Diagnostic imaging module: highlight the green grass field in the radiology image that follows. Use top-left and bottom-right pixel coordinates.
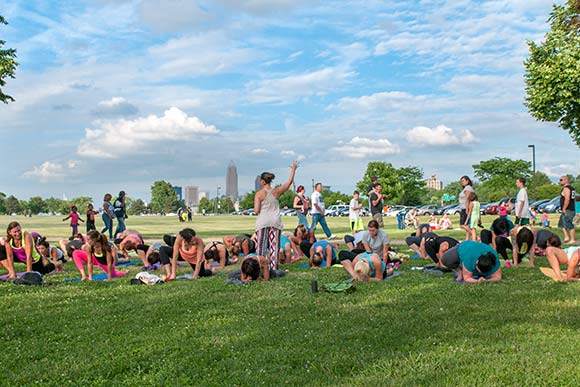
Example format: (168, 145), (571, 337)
(0, 214), (577, 386)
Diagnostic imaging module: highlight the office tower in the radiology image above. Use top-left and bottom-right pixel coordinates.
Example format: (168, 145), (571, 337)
(226, 160), (238, 202)
(172, 186), (183, 201)
(254, 175), (261, 191)
(184, 186), (199, 207)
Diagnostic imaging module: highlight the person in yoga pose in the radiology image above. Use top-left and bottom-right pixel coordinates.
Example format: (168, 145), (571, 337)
(71, 230), (128, 281)
(544, 235), (580, 281)
(0, 222), (56, 277)
(204, 241), (237, 269)
(441, 240), (502, 283)
(309, 240), (338, 268)
(342, 252), (394, 281)
(159, 228), (211, 280)
(223, 234), (256, 257)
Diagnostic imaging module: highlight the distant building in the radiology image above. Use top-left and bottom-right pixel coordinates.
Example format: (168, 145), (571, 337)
(172, 186), (183, 201)
(184, 186), (199, 207)
(425, 175), (443, 190)
(254, 175), (261, 191)
(199, 191), (208, 200)
(226, 160), (238, 202)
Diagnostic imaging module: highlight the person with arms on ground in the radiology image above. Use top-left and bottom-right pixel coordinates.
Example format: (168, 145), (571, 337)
(342, 252), (394, 282)
(441, 240), (502, 283)
(310, 182), (337, 240)
(515, 177), (530, 226)
(293, 185), (310, 228)
(159, 228), (210, 281)
(369, 183), (384, 228)
(254, 162), (298, 270)
(309, 239), (338, 268)
(0, 222), (56, 277)
(361, 220), (390, 265)
(113, 190), (127, 237)
(544, 235), (580, 281)
(558, 175), (576, 244)
(72, 230), (128, 281)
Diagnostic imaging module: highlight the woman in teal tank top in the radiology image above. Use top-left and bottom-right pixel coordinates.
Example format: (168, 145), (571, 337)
(342, 252), (393, 281)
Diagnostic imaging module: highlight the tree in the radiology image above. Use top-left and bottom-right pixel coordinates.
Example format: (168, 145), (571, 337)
(524, 0), (580, 146)
(69, 197), (93, 214)
(473, 157), (532, 199)
(322, 189), (352, 207)
(356, 162), (426, 206)
(0, 192), (5, 214)
(0, 16), (17, 103)
(150, 180), (179, 214)
(536, 184), (562, 199)
(219, 197), (235, 213)
(127, 198), (147, 215)
(198, 197), (212, 213)
(28, 196), (47, 214)
(4, 195), (20, 214)
(239, 191), (256, 210)
(45, 197), (67, 215)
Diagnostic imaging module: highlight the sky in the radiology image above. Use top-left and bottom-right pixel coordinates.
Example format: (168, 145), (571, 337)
(0, 0), (575, 202)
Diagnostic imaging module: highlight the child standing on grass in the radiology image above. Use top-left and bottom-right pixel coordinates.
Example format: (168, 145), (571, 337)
(541, 209), (551, 228)
(85, 203), (98, 232)
(465, 192), (480, 241)
(63, 205), (84, 237)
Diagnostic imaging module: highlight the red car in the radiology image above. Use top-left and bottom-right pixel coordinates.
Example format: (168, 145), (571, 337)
(484, 202), (499, 215)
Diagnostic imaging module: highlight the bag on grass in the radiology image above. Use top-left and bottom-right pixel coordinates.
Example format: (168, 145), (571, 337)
(134, 271), (164, 285)
(13, 271), (43, 286)
(323, 281), (355, 293)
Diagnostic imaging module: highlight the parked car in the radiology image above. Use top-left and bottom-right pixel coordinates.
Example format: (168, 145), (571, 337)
(538, 196), (561, 213)
(530, 199), (550, 209)
(385, 205), (408, 217)
(280, 208), (296, 216)
(479, 202), (488, 215)
(326, 204), (349, 217)
(435, 204), (456, 215)
(444, 205), (461, 215)
(483, 201), (499, 215)
(415, 205), (441, 216)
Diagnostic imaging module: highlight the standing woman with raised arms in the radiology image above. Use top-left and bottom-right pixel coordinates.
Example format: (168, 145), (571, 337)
(254, 161), (299, 270)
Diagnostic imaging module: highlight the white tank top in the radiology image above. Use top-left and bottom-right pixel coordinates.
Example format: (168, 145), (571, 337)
(255, 189), (283, 231)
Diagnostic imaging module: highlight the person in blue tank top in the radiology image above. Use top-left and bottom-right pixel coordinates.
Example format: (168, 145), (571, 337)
(342, 252), (393, 281)
(309, 240), (338, 268)
(441, 240), (502, 283)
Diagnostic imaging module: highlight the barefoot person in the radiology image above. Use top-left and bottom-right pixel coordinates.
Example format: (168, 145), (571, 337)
(0, 222), (56, 277)
(544, 235), (580, 281)
(254, 161), (298, 270)
(441, 240), (502, 283)
(459, 175), (475, 240)
(558, 175), (576, 244)
(159, 228), (210, 280)
(71, 230), (128, 281)
(342, 252), (393, 282)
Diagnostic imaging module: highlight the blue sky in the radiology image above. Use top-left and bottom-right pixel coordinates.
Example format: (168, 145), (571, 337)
(0, 0), (575, 202)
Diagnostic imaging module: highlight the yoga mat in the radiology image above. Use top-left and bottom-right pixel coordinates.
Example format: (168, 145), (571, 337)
(64, 273), (109, 282)
(0, 272), (26, 280)
(116, 259), (142, 267)
(384, 271), (401, 280)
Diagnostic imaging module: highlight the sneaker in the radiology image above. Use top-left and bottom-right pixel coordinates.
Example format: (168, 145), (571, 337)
(328, 234), (338, 240)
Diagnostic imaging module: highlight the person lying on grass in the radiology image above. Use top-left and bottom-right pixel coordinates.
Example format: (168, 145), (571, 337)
(71, 230), (128, 281)
(0, 222), (57, 278)
(544, 235), (580, 281)
(441, 240), (502, 283)
(342, 252), (394, 281)
(290, 224), (315, 258)
(204, 241), (238, 269)
(159, 228), (211, 281)
(309, 240), (339, 268)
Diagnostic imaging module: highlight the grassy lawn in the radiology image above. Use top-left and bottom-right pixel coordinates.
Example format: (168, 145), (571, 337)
(0, 214), (577, 386)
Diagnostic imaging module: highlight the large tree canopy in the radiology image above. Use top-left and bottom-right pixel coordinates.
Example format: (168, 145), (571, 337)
(357, 162), (426, 206)
(0, 16), (17, 103)
(150, 180), (179, 214)
(524, 0), (580, 145)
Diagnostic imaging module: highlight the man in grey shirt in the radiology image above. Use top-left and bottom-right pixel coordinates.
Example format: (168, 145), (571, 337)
(361, 219), (390, 264)
(515, 177), (530, 225)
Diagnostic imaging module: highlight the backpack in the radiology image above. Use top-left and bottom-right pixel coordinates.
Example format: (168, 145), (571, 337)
(13, 271), (43, 286)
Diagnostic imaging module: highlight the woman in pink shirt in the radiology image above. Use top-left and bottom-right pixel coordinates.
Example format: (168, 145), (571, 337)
(63, 205), (84, 237)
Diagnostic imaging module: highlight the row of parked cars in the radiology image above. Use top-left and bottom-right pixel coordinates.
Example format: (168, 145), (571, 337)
(232, 196), (563, 217)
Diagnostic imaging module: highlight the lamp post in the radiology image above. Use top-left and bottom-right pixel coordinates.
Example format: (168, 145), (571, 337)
(216, 186), (221, 215)
(528, 144), (536, 200)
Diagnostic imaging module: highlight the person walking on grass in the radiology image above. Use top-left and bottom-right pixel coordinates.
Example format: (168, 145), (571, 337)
(101, 193), (115, 239)
(293, 185), (310, 229)
(558, 175), (576, 244)
(63, 205), (84, 238)
(458, 175), (475, 240)
(254, 161), (298, 270)
(464, 192), (480, 241)
(349, 190), (363, 233)
(310, 182), (337, 240)
(113, 190), (127, 237)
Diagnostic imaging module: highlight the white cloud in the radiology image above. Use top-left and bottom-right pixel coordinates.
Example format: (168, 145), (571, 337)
(24, 160), (81, 182)
(93, 97), (139, 117)
(406, 125), (478, 146)
(332, 136), (400, 159)
(248, 67), (356, 104)
(77, 107), (219, 159)
(281, 150), (305, 161)
(139, 0), (208, 32)
(543, 164), (577, 179)
(330, 91), (426, 112)
(251, 148), (269, 155)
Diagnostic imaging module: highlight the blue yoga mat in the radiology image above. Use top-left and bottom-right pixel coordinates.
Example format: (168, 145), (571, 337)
(64, 273), (109, 282)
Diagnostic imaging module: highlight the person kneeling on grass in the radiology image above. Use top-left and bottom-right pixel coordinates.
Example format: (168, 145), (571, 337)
(204, 241), (238, 269)
(37, 238), (65, 272)
(544, 235), (580, 281)
(509, 226), (535, 267)
(72, 230), (128, 281)
(309, 240), (339, 268)
(159, 228), (211, 281)
(0, 222), (57, 278)
(422, 236), (459, 267)
(342, 252), (394, 281)
(441, 240), (502, 283)
(227, 255), (287, 282)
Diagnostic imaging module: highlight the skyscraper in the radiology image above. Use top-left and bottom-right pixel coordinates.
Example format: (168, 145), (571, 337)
(184, 186), (199, 207)
(254, 175), (261, 191)
(172, 186), (183, 201)
(226, 160), (238, 202)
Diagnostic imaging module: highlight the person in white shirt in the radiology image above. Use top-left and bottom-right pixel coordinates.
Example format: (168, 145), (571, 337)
(310, 182), (336, 239)
(349, 191), (363, 233)
(515, 177), (530, 226)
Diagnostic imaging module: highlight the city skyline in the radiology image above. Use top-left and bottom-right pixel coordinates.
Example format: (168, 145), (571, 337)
(225, 160), (238, 202)
(0, 1), (575, 202)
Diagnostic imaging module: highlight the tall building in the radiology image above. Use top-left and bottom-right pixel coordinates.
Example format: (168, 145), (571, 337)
(254, 175), (261, 191)
(226, 160), (238, 202)
(425, 175), (443, 190)
(199, 191), (208, 200)
(172, 186), (182, 201)
(184, 186), (199, 207)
